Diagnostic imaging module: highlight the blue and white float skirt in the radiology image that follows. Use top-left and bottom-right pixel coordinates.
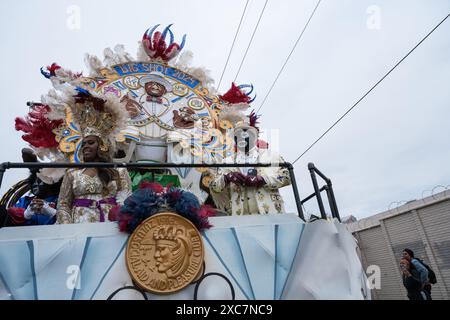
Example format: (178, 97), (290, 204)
(0, 214), (370, 300)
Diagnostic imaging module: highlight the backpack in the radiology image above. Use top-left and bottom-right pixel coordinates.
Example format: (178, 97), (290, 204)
(416, 258), (437, 284)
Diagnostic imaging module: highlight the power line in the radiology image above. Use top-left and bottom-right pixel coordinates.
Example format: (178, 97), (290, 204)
(233, 0), (269, 83)
(257, 0), (322, 114)
(217, 0), (250, 91)
(292, 13), (450, 165)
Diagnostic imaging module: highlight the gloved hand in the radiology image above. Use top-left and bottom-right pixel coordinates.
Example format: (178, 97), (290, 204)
(224, 172), (246, 185)
(24, 205), (36, 220)
(30, 198), (44, 213)
(24, 198), (43, 219)
(23, 207), (34, 220)
(42, 201), (57, 217)
(244, 175), (266, 187)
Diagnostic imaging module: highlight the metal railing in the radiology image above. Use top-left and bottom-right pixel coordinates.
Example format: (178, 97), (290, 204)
(0, 161), (305, 221)
(301, 163), (341, 222)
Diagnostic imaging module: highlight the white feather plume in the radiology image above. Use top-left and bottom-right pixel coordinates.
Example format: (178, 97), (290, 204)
(102, 92), (129, 136)
(113, 44), (134, 64)
(37, 167), (67, 185)
(41, 89), (70, 120)
(172, 50), (215, 92)
(172, 50), (194, 69)
(84, 53), (104, 77)
(136, 41), (151, 62)
(191, 67), (215, 90)
(53, 67), (79, 83)
(218, 103), (249, 125)
(103, 47), (119, 67)
(32, 147), (65, 162)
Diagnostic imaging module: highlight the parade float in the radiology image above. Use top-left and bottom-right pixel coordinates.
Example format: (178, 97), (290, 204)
(0, 24), (370, 300)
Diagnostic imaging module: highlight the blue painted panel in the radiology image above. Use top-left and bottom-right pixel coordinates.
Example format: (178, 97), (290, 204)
(203, 228), (254, 299)
(275, 223), (304, 299)
(234, 225), (275, 299)
(73, 235), (127, 300)
(33, 238), (87, 299)
(0, 241), (36, 300)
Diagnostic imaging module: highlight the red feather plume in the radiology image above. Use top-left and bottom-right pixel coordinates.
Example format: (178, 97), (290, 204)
(47, 63), (61, 76)
(142, 25), (186, 62)
(15, 104), (63, 148)
(249, 110), (260, 130)
(139, 181), (165, 193)
(197, 204), (216, 229)
(220, 83), (251, 104)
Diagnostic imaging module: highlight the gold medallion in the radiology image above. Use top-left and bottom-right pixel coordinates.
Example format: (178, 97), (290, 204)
(126, 212), (205, 294)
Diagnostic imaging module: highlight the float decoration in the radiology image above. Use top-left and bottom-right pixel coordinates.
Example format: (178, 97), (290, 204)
(20, 24), (259, 166)
(112, 182), (215, 233)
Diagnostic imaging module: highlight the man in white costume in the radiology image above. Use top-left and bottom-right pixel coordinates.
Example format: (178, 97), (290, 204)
(209, 115), (291, 215)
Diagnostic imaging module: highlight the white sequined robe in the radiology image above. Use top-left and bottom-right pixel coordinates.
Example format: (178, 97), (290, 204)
(209, 149), (291, 215)
(56, 168), (131, 224)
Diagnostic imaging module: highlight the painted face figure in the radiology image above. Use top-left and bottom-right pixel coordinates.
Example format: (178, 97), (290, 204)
(152, 227), (192, 278)
(30, 179), (45, 196)
(154, 242), (175, 273)
(81, 135), (99, 162)
(234, 127), (257, 154)
(145, 81), (167, 97)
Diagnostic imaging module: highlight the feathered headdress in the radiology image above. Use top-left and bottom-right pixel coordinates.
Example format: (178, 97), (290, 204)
(218, 83), (258, 130)
(233, 109), (261, 134)
(52, 86), (128, 161)
(72, 87), (117, 139)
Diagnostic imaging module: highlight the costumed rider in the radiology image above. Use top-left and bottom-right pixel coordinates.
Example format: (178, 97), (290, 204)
(209, 84), (291, 215)
(56, 88), (132, 224)
(9, 102), (67, 225)
(7, 149), (62, 226)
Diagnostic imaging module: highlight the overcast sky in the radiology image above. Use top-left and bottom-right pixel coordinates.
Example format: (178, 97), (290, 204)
(0, 0), (449, 219)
